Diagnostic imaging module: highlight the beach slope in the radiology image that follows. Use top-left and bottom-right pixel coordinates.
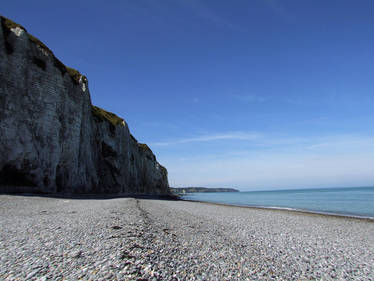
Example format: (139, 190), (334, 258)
(1, 195), (373, 280)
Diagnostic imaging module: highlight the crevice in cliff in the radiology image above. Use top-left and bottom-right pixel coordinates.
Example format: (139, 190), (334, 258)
(32, 56), (46, 71)
(102, 141), (117, 158)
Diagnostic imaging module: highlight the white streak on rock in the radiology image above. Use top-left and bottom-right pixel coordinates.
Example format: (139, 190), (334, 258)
(10, 26), (24, 36)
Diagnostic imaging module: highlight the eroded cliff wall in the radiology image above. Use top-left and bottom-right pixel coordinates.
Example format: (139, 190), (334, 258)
(0, 16), (169, 194)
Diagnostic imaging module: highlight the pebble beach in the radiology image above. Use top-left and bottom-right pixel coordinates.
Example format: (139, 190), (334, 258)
(1, 195), (374, 280)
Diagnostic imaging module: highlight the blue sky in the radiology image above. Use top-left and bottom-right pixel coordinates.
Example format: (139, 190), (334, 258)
(2, 0), (374, 190)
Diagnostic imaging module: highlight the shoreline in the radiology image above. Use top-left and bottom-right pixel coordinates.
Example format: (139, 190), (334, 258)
(1, 194), (374, 280)
(3, 189), (373, 222)
(181, 198), (374, 222)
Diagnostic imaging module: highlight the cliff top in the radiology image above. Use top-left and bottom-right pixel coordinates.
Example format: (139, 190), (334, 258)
(1, 15), (86, 85)
(1, 15), (128, 129)
(92, 106), (125, 127)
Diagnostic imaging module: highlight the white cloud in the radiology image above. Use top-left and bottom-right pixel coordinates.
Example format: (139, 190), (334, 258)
(305, 136), (374, 151)
(156, 134), (374, 189)
(166, 151), (374, 190)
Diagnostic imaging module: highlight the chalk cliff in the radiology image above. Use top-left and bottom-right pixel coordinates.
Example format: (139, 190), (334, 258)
(0, 16), (169, 194)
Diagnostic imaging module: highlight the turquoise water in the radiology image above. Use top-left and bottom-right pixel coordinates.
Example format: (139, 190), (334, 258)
(181, 186), (374, 219)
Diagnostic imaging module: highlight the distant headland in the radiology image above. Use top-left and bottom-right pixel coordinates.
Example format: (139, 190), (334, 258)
(170, 187), (239, 194)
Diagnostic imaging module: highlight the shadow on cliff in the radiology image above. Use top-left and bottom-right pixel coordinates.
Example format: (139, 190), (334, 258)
(0, 189), (181, 201)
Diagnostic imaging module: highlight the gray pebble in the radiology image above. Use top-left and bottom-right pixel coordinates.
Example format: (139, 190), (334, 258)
(1, 195), (374, 280)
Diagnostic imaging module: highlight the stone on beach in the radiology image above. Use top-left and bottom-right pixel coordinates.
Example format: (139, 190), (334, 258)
(1, 195), (374, 280)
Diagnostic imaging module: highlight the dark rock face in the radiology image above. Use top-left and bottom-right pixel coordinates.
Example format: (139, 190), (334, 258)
(0, 16), (169, 194)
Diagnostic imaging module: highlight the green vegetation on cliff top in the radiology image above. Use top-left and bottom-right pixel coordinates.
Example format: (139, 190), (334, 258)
(66, 67), (86, 85)
(138, 143), (151, 152)
(0, 16), (24, 32)
(91, 106), (125, 127)
(1, 15), (86, 85)
(137, 143), (154, 160)
(1, 16), (52, 55)
(27, 33), (52, 54)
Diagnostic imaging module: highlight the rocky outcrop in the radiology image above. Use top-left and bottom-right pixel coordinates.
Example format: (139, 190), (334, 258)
(0, 16), (169, 194)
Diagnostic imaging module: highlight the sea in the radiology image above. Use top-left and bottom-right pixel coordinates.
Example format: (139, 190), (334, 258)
(180, 186), (374, 219)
